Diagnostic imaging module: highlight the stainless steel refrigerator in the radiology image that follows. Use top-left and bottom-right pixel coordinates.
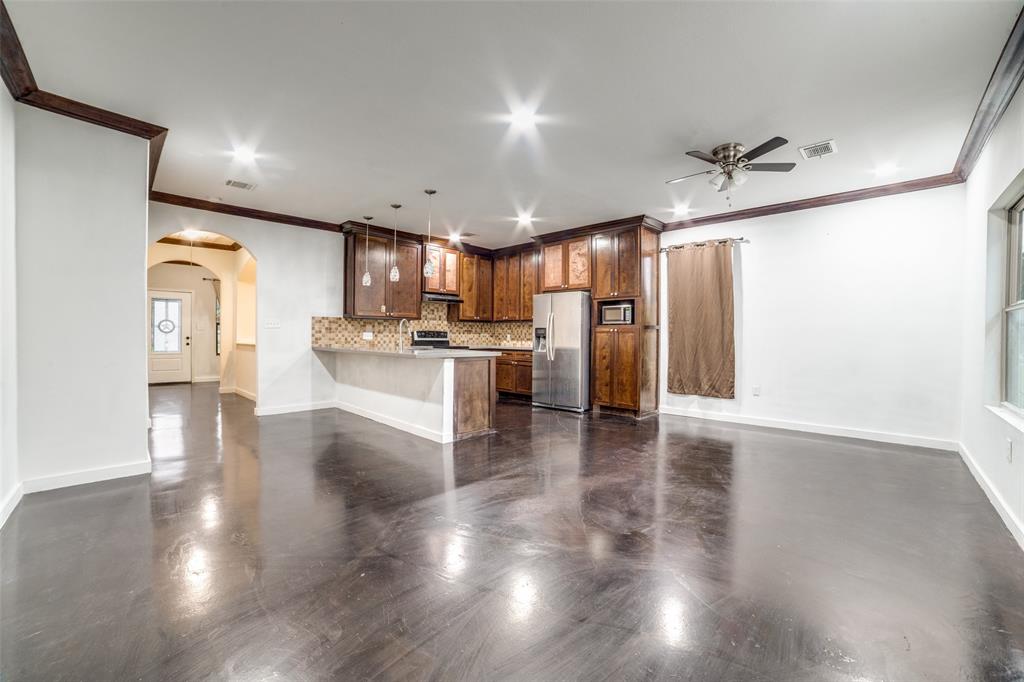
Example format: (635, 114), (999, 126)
(532, 291), (591, 412)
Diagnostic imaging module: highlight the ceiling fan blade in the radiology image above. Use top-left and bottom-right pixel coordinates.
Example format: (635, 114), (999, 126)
(742, 136), (788, 161)
(746, 162), (796, 172)
(665, 169), (714, 185)
(686, 150), (719, 165)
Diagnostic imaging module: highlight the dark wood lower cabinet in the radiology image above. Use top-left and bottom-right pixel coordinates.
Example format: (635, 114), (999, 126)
(496, 352), (532, 396)
(593, 327), (640, 410)
(453, 358), (496, 439)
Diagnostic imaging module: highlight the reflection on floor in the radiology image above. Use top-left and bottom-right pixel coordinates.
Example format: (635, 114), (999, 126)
(2, 382), (1023, 680)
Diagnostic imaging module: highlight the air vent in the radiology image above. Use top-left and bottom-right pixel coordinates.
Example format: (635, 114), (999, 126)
(225, 179), (256, 190)
(799, 139), (838, 160)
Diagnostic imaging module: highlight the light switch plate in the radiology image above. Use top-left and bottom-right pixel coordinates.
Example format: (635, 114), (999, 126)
(752, 385), (761, 397)
(264, 319), (281, 329)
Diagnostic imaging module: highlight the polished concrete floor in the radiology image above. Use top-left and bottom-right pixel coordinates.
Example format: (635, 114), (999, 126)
(2, 383), (1024, 680)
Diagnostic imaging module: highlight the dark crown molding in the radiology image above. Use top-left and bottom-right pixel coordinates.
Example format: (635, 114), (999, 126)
(3, 0), (1023, 238)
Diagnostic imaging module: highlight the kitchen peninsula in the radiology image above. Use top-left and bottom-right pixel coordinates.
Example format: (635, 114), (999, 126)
(314, 345), (500, 443)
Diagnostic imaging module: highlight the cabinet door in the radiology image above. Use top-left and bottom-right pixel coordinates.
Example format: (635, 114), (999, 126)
(521, 249), (536, 321)
(477, 258), (493, 320)
(423, 244), (443, 292)
(615, 229), (640, 297)
(566, 237), (591, 289)
(506, 253), (521, 321)
(493, 256), (508, 320)
(352, 235), (389, 317)
(458, 254), (477, 320)
(542, 243), (564, 291)
(386, 241), (422, 319)
(496, 360), (515, 392)
(612, 328), (639, 409)
(514, 362), (532, 394)
(442, 249), (460, 293)
(592, 328), (615, 405)
(591, 232), (616, 298)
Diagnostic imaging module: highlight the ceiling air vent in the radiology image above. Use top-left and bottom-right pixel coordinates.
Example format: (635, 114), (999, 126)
(462, 232), (478, 238)
(798, 139), (838, 160)
(225, 179), (256, 190)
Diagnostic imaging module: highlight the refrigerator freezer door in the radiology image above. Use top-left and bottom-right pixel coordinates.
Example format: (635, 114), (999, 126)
(532, 293), (552, 406)
(551, 291), (588, 410)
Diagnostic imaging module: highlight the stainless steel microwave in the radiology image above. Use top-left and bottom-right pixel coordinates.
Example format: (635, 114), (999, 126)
(601, 303), (633, 325)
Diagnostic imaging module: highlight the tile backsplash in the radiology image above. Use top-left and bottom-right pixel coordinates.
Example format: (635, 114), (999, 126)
(312, 302), (532, 349)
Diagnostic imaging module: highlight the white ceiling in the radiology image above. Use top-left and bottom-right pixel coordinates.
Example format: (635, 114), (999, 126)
(8, 1), (1021, 248)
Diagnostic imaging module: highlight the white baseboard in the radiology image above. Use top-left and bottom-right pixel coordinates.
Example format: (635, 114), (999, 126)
(21, 458), (152, 494)
(234, 386), (257, 401)
(254, 400), (336, 417)
(658, 406), (958, 451)
(218, 385), (235, 394)
(334, 399), (451, 443)
(192, 376), (220, 383)
(0, 483), (23, 530)
(958, 442), (1024, 552)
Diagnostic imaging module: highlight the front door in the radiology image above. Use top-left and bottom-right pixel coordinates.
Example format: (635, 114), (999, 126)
(148, 289), (192, 383)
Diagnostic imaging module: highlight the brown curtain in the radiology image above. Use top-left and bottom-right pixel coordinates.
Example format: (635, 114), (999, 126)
(667, 241), (735, 398)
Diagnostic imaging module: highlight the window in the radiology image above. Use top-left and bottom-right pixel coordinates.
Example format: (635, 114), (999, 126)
(151, 298), (182, 353)
(1005, 200), (1024, 410)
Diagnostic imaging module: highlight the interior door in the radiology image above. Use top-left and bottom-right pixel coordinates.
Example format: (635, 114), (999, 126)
(148, 289), (192, 383)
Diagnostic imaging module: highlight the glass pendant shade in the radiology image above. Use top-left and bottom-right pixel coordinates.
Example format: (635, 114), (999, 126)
(361, 216), (373, 287)
(422, 189), (437, 278)
(389, 203), (401, 282)
(709, 173), (725, 190)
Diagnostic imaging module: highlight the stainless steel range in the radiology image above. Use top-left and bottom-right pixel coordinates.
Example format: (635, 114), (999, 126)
(410, 330), (469, 350)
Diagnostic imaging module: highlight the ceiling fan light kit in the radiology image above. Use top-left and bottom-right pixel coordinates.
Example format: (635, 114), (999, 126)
(666, 136), (797, 199)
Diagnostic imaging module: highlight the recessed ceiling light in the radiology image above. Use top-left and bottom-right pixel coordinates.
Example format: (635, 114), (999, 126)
(449, 233), (461, 243)
(233, 146), (257, 164)
(872, 162), (900, 178)
(182, 229), (202, 240)
(673, 205), (692, 218)
(517, 212), (533, 225)
(508, 108), (539, 131)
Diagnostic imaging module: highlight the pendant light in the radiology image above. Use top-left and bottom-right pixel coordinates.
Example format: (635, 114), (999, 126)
(422, 189), (437, 278)
(361, 215), (373, 287)
(389, 203), (402, 282)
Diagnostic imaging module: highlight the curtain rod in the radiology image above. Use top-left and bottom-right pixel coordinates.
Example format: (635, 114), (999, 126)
(659, 237), (748, 252)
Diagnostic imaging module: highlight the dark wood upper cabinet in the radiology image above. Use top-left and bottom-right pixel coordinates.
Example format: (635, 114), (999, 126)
(592, 326), (639, 410)
(423, 243), (461, 294)
(592, 228), (640, 299)
(492, 248), (535, 321)
(521, 248), (537, 321)
(344, 230), (422, 319)
(541, 236), (591, 291)
(450, 253), (493, 322)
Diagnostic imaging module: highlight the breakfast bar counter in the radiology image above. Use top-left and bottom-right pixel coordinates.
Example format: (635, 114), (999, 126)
(314, 345), (499, 443)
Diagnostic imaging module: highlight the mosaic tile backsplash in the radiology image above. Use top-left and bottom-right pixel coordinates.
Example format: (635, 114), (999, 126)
(312, 302), (533, 349)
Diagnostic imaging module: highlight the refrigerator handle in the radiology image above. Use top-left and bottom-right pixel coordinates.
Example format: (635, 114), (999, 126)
(547, 310), (555, 362)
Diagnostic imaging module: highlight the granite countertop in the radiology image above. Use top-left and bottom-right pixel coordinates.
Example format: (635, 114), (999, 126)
(313, 346), (501, 359)
(469, 345), (534, 352)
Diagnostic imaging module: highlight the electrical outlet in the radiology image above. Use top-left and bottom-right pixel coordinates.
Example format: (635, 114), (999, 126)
(752, 385), (761, 397)
(263, 319), (281, 329)
(362, 330), (373, 341)
(1008, 438), (1014, 464)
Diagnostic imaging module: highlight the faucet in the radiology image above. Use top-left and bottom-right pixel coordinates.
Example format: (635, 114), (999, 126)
(398, 318), (408, 353)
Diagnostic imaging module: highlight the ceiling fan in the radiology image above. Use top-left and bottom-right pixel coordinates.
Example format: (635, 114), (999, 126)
(666, 136), (796, 192)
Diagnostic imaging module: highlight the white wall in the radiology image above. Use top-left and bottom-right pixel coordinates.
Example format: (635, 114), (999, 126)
(0, 91), (20, 526)
(147, 262), (221, 381)
(148, 203), (343, 415)
(660, 184), (966, 450)
(959, 83), (1024, 548)
(16, 106), (151, 491)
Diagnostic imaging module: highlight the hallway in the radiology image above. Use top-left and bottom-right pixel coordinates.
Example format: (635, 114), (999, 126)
(2, 383), (1023, 680)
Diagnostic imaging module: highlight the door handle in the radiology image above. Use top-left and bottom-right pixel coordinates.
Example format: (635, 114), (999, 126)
(547, 311), (555, 362)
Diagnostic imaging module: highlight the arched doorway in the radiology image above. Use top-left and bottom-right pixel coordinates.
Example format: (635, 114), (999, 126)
(146, 229), (258, 404)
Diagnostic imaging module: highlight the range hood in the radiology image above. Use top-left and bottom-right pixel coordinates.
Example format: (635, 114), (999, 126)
(423, 292), (464, 304)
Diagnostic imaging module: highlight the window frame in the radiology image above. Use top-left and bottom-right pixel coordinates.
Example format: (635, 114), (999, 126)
(1002, 196), (1024, 415)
